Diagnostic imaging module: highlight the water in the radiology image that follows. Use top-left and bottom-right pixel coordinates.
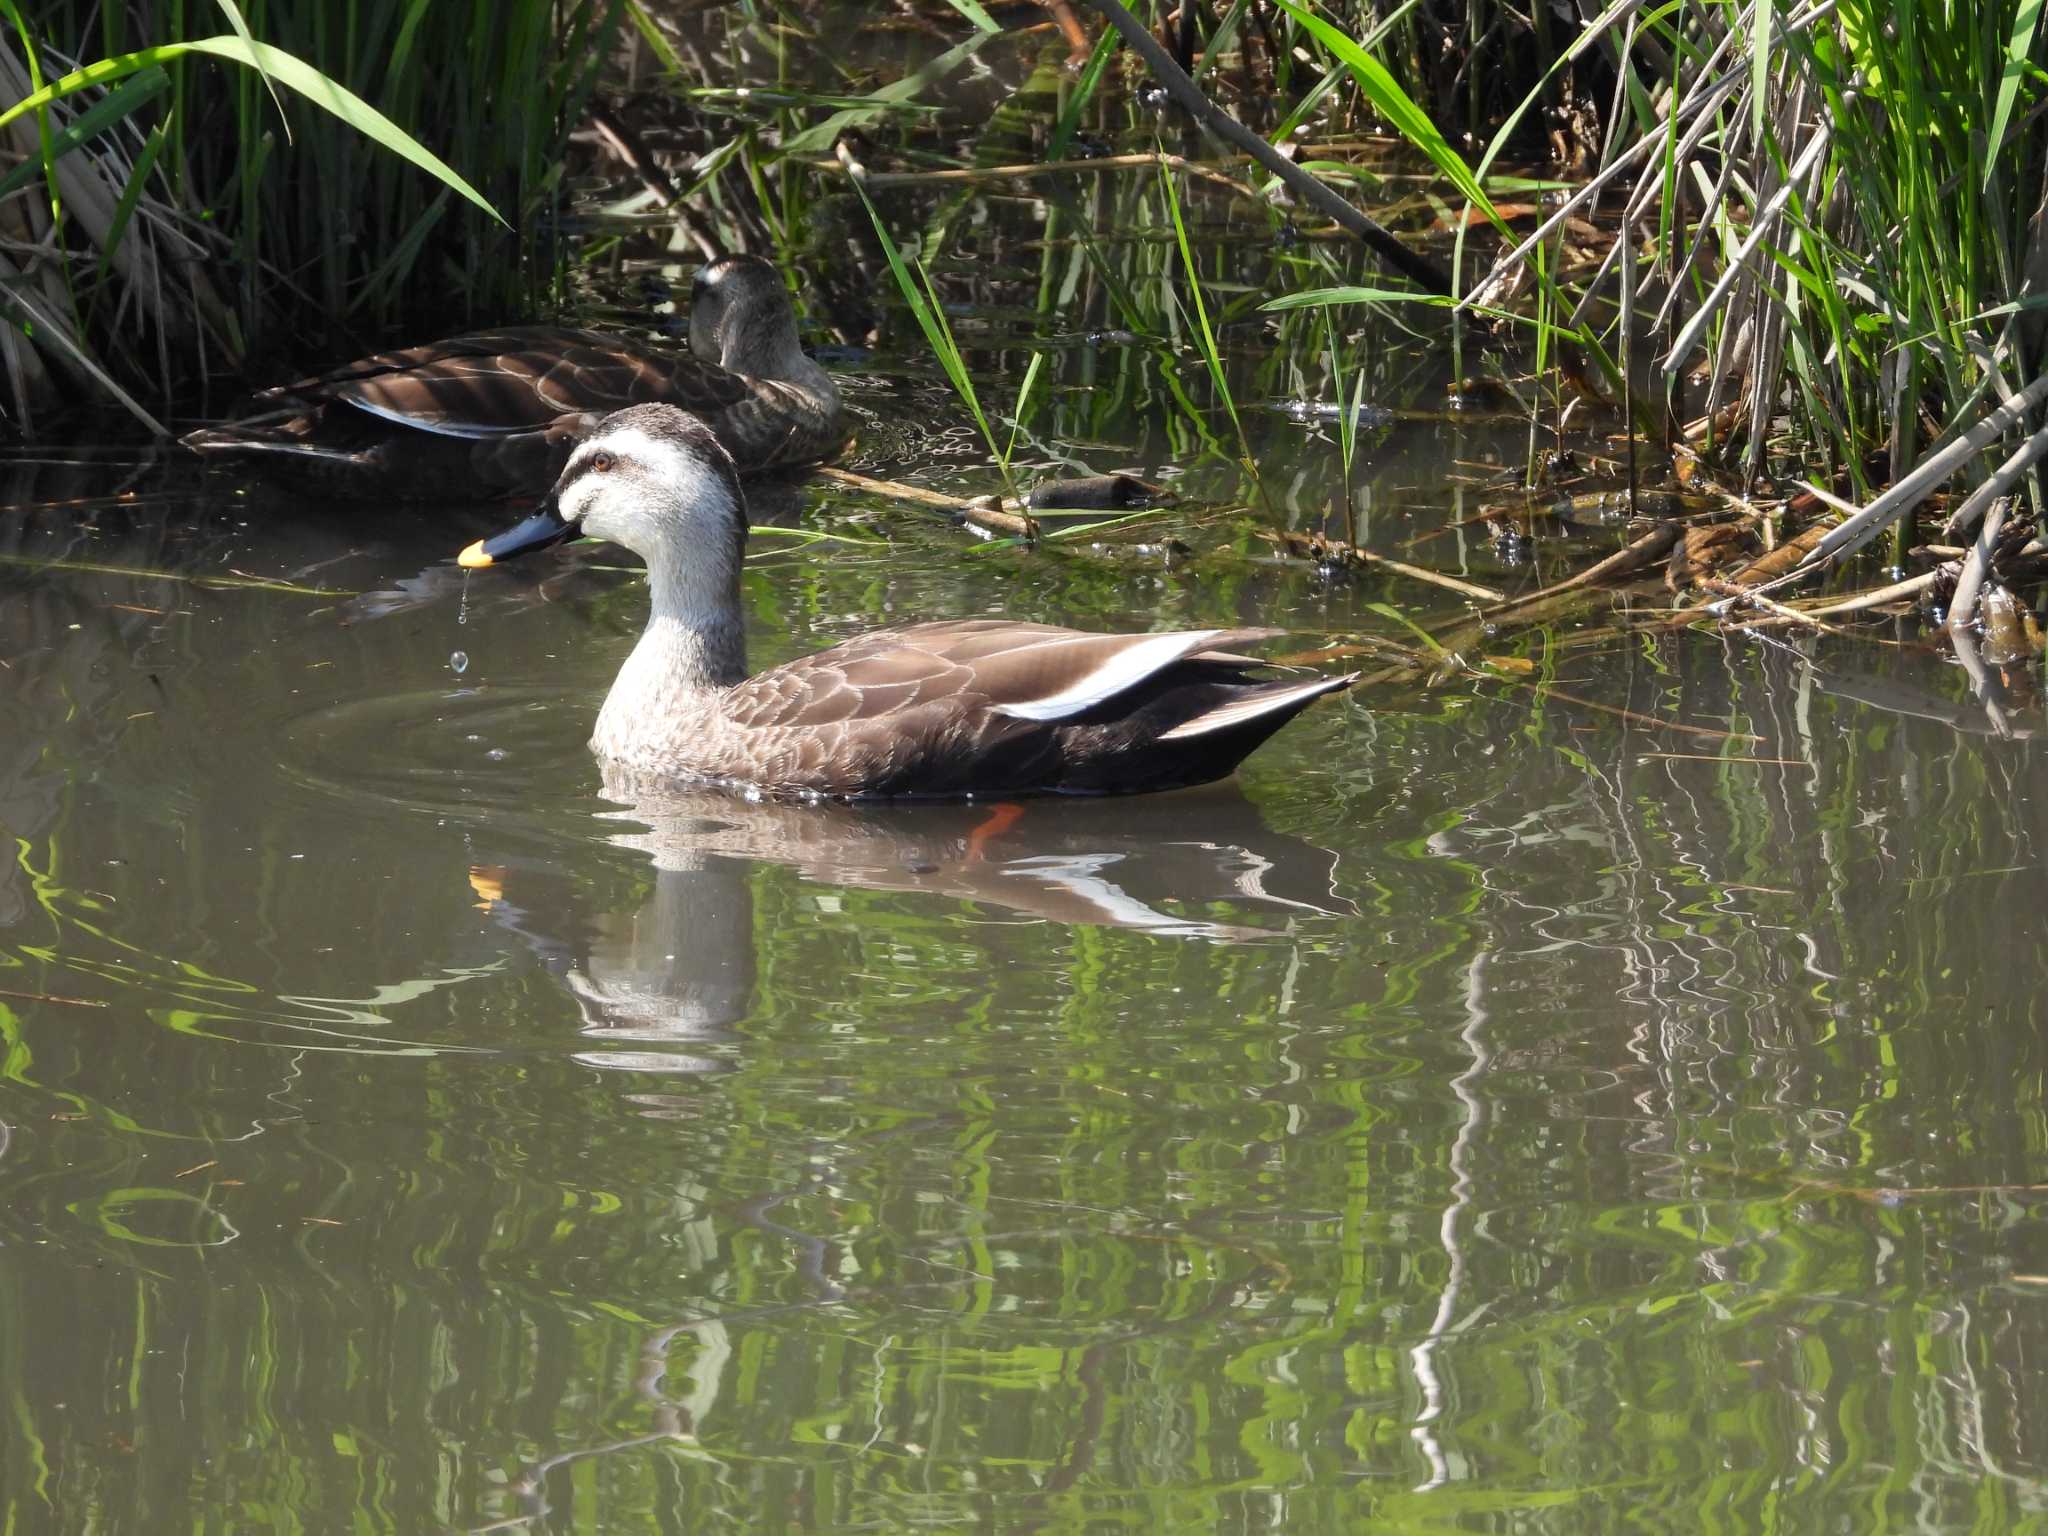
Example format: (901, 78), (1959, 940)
(3, 400), (2044, 1531)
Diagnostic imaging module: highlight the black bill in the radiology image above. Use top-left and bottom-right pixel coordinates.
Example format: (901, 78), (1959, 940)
(457, 503), (578, 568)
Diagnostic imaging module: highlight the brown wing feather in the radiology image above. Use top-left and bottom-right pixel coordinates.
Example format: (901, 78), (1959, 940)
(718, 622), (1286, 732)
(265, 327), (749, 436)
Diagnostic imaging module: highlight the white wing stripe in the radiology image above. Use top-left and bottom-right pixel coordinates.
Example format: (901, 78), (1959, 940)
(340, 395), (517, 439)
(1156, 675), (1346, 740)
(993, 630), (1224, 722)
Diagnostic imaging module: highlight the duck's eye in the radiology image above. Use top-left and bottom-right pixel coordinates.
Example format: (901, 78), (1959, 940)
(590, 451), (615, 474)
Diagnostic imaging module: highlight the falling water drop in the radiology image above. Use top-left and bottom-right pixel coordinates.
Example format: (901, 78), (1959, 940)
(450, 650), (469, 675)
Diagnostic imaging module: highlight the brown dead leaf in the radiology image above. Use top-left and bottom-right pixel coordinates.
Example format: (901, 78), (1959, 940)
(1729, 523), (1828, 586)
(1667, 522), (1760, 591)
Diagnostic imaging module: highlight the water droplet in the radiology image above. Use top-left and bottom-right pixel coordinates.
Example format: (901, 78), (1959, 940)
(449, 651), (469, 674)
(485, 748), (508, 762)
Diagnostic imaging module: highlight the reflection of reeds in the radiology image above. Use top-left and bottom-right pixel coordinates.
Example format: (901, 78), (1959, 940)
(851, 175), (1015, 487)
(1159, 160), (1254, 488)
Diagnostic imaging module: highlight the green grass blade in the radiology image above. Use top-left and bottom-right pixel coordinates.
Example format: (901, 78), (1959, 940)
(851, 178), (1001, 466)
(92, 116), (170, 290)
(783, 30), (995, 153)
(0, 36), (503, 225)
(1269, 0), (1419, 143)
(1366, 601), (1445, 654)
(1986, 0), (2045, 187)
(1271, 0), (1504, 235)
(1004, 349), (1047, 468)
(937, 0), (1001, 34)
(212, 0), (288, 140)
(1048, 26), (1117, 160)
(1750, 0), (1774, 141)
(621, 0), (691, 77)
(0, 66), (166, 204)
(0, 1), (63, 231)
(1159, 162), (1247, 456)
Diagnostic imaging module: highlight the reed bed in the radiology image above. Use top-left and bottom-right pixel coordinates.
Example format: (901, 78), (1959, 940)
(0, 0), (618, 431)
(11, 0), (2048, 659)
(611, 2), (2045, 628)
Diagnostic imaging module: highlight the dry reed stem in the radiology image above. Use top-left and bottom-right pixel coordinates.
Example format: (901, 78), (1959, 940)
(1475, 523), (1683, 622)
(1260, 528), (1505, 602)
(815, 466), (1037, 538)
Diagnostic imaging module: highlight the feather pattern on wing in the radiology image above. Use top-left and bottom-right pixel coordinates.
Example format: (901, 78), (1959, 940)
(182, 257), (844, 497)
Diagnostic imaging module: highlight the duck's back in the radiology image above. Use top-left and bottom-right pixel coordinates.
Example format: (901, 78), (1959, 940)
(186, 326), (842, 496)
(288, 327), (747, 436)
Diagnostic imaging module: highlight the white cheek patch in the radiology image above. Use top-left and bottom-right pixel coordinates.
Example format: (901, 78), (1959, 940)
(558, 474), (599, 525)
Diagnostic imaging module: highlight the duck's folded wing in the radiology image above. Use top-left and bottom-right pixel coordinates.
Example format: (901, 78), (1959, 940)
(717, 621), (1288, 730)
(262, 329), (750, 439)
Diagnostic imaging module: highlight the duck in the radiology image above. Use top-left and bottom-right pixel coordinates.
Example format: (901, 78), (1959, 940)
(455, 404), (1356, 799)
(182, 254), (845, 498)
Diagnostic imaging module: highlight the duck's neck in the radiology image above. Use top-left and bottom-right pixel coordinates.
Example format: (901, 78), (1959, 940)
(758, 339), (835, 402)
(591, 560), (747, 762)
(724, 320), (833, 401)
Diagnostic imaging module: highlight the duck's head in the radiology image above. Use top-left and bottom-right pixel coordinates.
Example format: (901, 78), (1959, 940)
(688, 253), (806, 374)
(458, 406), (747, 596)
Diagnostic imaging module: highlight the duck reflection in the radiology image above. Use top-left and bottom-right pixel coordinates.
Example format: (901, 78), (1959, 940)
(471, 779), (1351, 1078)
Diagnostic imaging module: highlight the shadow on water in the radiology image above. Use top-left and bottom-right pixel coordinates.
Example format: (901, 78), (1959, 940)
(467, 783), (1352, 1080)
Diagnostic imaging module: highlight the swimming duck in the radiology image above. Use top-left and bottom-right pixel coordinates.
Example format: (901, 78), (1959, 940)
(456, 404), (1356, 799)
(182, 255), (844, 498)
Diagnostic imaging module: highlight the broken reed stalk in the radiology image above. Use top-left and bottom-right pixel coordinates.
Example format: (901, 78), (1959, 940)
(816, 466), (1038, 539)
(1078, 0), (1453, 294)
(1260, 530), (1505, 602)
(1946, 497), (2010, 634)
(1475, 523), (1683, 622)
(1802, 571), (1943, 617)
(1700, 579), (1869, 641)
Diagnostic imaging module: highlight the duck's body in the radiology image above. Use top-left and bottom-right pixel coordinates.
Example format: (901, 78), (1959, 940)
(459, 405), (1354, 800)
(183, 256), (844, 498)
(591, 616), (1349, 798)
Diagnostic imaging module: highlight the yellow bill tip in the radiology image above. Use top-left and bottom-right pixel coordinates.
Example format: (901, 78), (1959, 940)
(457, 540), (493, 569)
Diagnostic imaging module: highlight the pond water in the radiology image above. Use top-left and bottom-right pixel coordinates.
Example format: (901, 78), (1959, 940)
(6, 18), (2048, 1532)
(4, 368), (2045, 1531)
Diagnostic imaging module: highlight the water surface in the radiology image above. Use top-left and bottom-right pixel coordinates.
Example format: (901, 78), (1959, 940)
(2, 400), (2043, 1533)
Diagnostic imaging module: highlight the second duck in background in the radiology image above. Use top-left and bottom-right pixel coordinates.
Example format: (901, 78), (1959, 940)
(182, 254), (845, 499)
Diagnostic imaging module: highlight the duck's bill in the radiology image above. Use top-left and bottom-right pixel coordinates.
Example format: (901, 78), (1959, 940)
(457, 504), (578, 569)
